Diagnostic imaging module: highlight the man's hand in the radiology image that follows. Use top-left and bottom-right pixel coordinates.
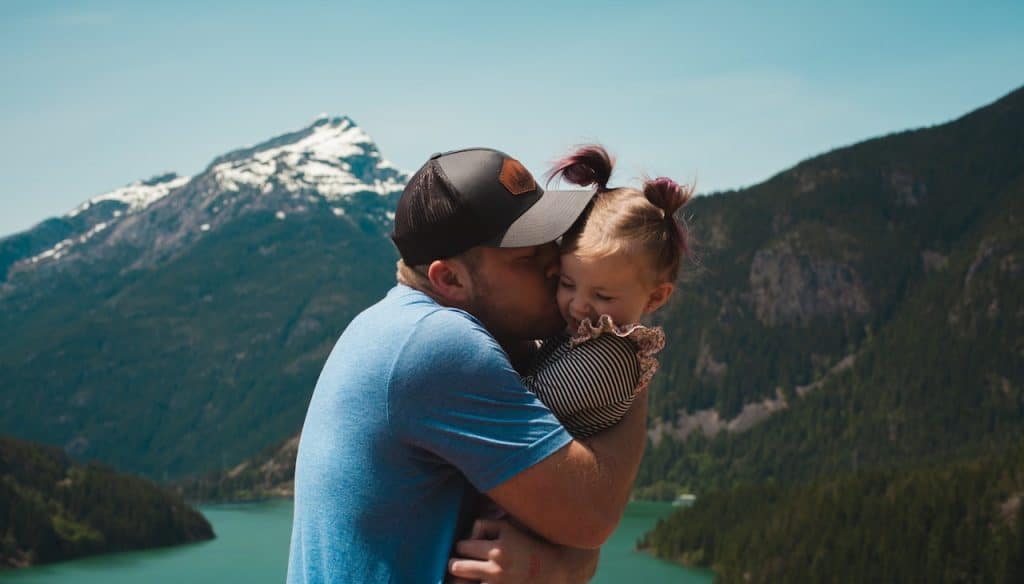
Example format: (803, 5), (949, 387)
(448, 519), (599, 584)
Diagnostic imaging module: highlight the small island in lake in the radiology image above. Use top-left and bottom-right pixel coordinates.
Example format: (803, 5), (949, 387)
(0, 435), (214, 569)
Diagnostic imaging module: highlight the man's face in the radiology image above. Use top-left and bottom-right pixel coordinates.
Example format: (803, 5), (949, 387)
(462, 243), (565, 343)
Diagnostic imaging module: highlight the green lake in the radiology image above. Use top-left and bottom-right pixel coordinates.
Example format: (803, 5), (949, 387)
(0, 500), (712, 583)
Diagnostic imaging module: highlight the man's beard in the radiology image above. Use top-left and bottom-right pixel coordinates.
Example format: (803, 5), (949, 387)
(466, 277), (565, 343)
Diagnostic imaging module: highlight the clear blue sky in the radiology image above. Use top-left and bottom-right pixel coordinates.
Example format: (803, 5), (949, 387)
(2, 0), (1022, 236)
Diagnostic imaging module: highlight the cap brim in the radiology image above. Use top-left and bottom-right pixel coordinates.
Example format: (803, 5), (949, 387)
(497, 188), (595, 248)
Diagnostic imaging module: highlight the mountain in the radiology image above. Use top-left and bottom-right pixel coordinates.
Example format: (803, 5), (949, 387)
(2, 87), (1022, 491)
(631, 87), (1023, 581)
(2, 114), (403, 288)
(0, 435), (213, 569)
(0, 116), (406, 477)
(169, 86), (1024, 505)
(636, 84), (1024, 491)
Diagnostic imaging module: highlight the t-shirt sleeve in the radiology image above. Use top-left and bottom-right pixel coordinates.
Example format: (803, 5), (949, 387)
(387, 310), (573, 492)
(526, 334), (640, 437)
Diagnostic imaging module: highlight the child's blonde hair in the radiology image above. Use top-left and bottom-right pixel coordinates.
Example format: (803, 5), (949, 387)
(548, 145), (694, 283)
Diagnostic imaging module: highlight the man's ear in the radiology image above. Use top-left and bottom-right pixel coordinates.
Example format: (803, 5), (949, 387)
(427, 259), (473, 305)
(643, 282), (675, 314)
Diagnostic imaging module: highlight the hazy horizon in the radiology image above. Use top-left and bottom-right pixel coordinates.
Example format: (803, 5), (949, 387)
(2, 0), (1023, 237)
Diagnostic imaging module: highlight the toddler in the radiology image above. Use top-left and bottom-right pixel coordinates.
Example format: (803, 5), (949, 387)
(522, 145), (693, 437)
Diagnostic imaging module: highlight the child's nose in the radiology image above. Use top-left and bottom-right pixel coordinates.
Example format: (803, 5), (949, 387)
(570, 297), (590, 316)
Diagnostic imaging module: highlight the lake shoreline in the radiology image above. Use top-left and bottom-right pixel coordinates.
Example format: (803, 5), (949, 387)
(1, 501), (712, 583)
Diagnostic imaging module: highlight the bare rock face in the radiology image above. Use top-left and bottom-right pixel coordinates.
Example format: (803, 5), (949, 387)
(649, 349), (859, 446)
(749, 234), (870, 326)
(796, 354), (857, 397)
(704, 214), (731, 250)
(921, 250), (949, 273)
(949, 238), (1021, 336)
(186, 433), (300, 500)
(787, 165), (845, 194)
(694, 337), (728, 382)
(889, 169), (929, 207)
(647, 390), (789, 446)
(1000, 493), (1022, 528)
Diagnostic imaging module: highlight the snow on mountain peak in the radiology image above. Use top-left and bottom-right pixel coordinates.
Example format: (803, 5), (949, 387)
(67, 173), (191, 218)
(209, 115), (406, 199)
(14, 116), (407, 272)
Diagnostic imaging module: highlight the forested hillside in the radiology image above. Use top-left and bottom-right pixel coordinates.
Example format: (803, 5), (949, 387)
(640, 445), (1024, 583)
(0, 436), (213, 569)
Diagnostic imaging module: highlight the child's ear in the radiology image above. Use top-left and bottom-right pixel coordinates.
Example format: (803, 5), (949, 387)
(644, 282), (675, 314)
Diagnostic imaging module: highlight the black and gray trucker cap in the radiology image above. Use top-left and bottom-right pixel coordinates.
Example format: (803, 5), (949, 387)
(391, 148), (595, 265)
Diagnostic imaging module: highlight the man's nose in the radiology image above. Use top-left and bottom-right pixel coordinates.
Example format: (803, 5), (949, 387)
(544, 262), (559, 280)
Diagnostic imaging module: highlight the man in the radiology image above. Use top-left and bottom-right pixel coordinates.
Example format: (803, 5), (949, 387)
(287, 148), (649, 583)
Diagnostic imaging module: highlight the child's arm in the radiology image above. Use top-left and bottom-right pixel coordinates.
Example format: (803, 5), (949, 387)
(526, 332), (643, 437)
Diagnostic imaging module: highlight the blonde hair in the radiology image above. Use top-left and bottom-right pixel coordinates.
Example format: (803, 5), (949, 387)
(396, 259), (433, 291)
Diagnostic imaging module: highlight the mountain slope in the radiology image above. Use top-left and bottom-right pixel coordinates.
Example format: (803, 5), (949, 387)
(649, 83), (1023, 420)
(0, 117), (405, 477)
(638, 85), (1024, 490)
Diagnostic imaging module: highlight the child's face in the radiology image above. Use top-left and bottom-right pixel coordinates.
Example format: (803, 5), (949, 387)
(556, 251), (673, 334)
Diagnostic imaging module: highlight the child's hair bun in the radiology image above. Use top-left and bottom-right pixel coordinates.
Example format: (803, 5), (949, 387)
(643, 177), (692, 218)
(644, 177), (693, 254)
(546, 145), (614, 191)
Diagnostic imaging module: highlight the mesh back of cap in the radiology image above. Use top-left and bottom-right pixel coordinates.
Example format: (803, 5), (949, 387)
(392, 161), (474, 264)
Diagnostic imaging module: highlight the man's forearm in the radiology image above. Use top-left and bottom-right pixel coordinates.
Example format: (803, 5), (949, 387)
(551, 546), (600, 583)
(508, 517), (601, 582)
(576, 392), (649, 522)
(486, 392), (649, 548)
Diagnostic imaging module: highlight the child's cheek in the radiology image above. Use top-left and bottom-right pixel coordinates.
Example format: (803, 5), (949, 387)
(555, 287), (570, 314)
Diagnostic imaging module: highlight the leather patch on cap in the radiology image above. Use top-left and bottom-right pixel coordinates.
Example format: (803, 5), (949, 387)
(499, 158), (537, 196)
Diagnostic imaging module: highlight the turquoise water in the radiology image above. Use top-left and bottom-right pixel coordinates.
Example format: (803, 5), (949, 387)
(0, 500), (712, 583)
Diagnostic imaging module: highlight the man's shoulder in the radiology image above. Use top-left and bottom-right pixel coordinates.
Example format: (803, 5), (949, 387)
(377, 297), (510, 386)
(380, 286), (495, 345)
(402, 310), (506, 367)
(362, 286), (476, 331)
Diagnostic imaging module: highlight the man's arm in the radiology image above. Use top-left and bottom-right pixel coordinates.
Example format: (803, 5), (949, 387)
(448, 518), (600, 584)
(485, 391), (648, 549)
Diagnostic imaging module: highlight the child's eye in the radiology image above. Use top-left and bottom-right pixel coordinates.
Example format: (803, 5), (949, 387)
(559, 280), (575, 289)
(596, 293), (614, 302)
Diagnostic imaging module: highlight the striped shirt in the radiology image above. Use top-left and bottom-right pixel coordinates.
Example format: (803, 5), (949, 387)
(522, 333), (642, 438)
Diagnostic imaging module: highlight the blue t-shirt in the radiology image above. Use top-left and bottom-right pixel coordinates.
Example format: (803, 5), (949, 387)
(287, 285), (573, 583)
